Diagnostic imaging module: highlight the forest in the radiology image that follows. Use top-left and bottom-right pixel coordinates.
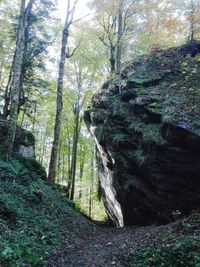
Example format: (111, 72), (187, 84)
(0, 0), (200, 266)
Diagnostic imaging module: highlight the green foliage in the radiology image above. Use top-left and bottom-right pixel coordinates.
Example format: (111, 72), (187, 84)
(129, 121), (166, 145)
(131, 149), (146, 166)
(119, 237), (200, 267)
(112, 133), (129, 146)
(0, 156), (90, 266)
(118, 212), (200, 267)
(15, 154), (47, 180)
(127, 76), (161, 85)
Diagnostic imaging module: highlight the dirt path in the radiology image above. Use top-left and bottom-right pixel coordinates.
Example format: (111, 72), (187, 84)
(47, 223), (173, 267)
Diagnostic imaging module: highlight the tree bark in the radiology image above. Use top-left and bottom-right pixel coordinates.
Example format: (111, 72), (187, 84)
(116, 1), (123, 73)
(3, 0), (35, 120)
(69, 106), (80, 200)
(48, 0), (71, 185)
(189, 0), (195, 42)
(6, 0), (26, 160)
(109, 44), (116, 73)
(89, 146), (94, 218)
(78, 144), (86, 200)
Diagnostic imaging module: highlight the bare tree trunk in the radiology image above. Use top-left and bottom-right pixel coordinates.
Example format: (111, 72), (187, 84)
(109, 44), (116, 74)
(116, 1), (123, 73)
(3, 57), (14, 118)
(3, 0), (34, 120)
(6, 0), (26, 160)
(32, 101), (37, 132)
(67, 139), (71, 187)
(62, 154), (65, 184)
(48, 0), (77, 184)
(70, 108), (80, 200)
(188, 0), (195, 42)
(89, 147), (94, 218)
(78, 145), (86, 200)
(57, 141), (62, 183)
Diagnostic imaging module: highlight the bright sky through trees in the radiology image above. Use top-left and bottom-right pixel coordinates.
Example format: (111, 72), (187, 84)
(57, 0), (90, 21)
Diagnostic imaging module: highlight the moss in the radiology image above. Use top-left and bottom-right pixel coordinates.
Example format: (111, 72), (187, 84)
(129, 121), (166, 145)
(127, 76), (161, 85)
(0, 118), (35, 148)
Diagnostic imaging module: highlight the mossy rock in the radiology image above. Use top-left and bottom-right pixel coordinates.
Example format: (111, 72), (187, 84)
(0, 118), (35, 148)
(127, 76), (161, 86)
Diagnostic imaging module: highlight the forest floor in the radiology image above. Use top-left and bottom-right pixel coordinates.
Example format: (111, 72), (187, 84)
(47, 222), (173, 267)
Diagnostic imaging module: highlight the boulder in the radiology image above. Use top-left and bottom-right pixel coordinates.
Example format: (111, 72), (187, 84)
(84, 42), (200, 227)
(0, 118), (35, 158)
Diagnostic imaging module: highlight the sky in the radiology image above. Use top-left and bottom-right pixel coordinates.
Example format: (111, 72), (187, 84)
(57, 0), (90, 21)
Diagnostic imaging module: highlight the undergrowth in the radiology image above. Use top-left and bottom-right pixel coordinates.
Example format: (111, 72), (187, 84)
(0, 155), (89, 266)
(117, 212), (200, 267)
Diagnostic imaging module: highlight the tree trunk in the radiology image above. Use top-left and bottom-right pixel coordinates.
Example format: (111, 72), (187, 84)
(48, 1), (71, 185)
(189, 0), (195, 42)
(3, 0), (34, 120)
(109, 44), (116, 74)
(116, 1), (123, 73)
(6, 0), (26, 160)
(89, 147), (94, 218)
(78, 144), (86, 200)
(57, 141), (62, 183)
(3, 57), (14, 118)
(67, 139), (71, 188)
(70, 108), (80, 200)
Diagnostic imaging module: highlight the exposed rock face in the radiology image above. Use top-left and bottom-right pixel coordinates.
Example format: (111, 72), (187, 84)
(84, 42), (200, 227)
(0, 118), (35, 158)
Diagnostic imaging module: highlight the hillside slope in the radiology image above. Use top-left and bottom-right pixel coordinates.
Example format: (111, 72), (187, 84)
(0, 120), (90, 266)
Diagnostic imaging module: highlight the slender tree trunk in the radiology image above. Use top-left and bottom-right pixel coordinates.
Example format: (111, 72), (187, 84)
(3, 58), (14, 118)
(89, 147), (94, 218)
(109, 44), (116, 73)
(70, 109), (80, 200)
(6, 0), (26, 160)
(78, 157), (85, 199)
(116, 1), (123, 73)
(3, 0), (34, 120)
(48, 0), (72, 184)
(78, 145), (86, 200)
(67, 139), (71, 187)
(57, 141), (62, 183)
(189, 0), (195, 42)
(62, 154), (65, 184)
(32, 101), (37, 132)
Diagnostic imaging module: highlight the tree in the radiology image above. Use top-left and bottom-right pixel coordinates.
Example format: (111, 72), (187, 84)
(68, 63), (85, 200)
(6, 0), (34, 160)
(187, 0), (200, 42)
(3, 0), (56, 118)
(48, 0), (79, 185)
(90, 0), (138, 74)
(116, 1), (123, 73)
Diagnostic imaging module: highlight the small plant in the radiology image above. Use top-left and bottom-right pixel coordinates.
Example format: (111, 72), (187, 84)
(132, 149), (146, 166)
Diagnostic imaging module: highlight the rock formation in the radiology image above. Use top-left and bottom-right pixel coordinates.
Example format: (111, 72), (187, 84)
(84, 42), (200, 227)
(0, 118), (35, 158)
